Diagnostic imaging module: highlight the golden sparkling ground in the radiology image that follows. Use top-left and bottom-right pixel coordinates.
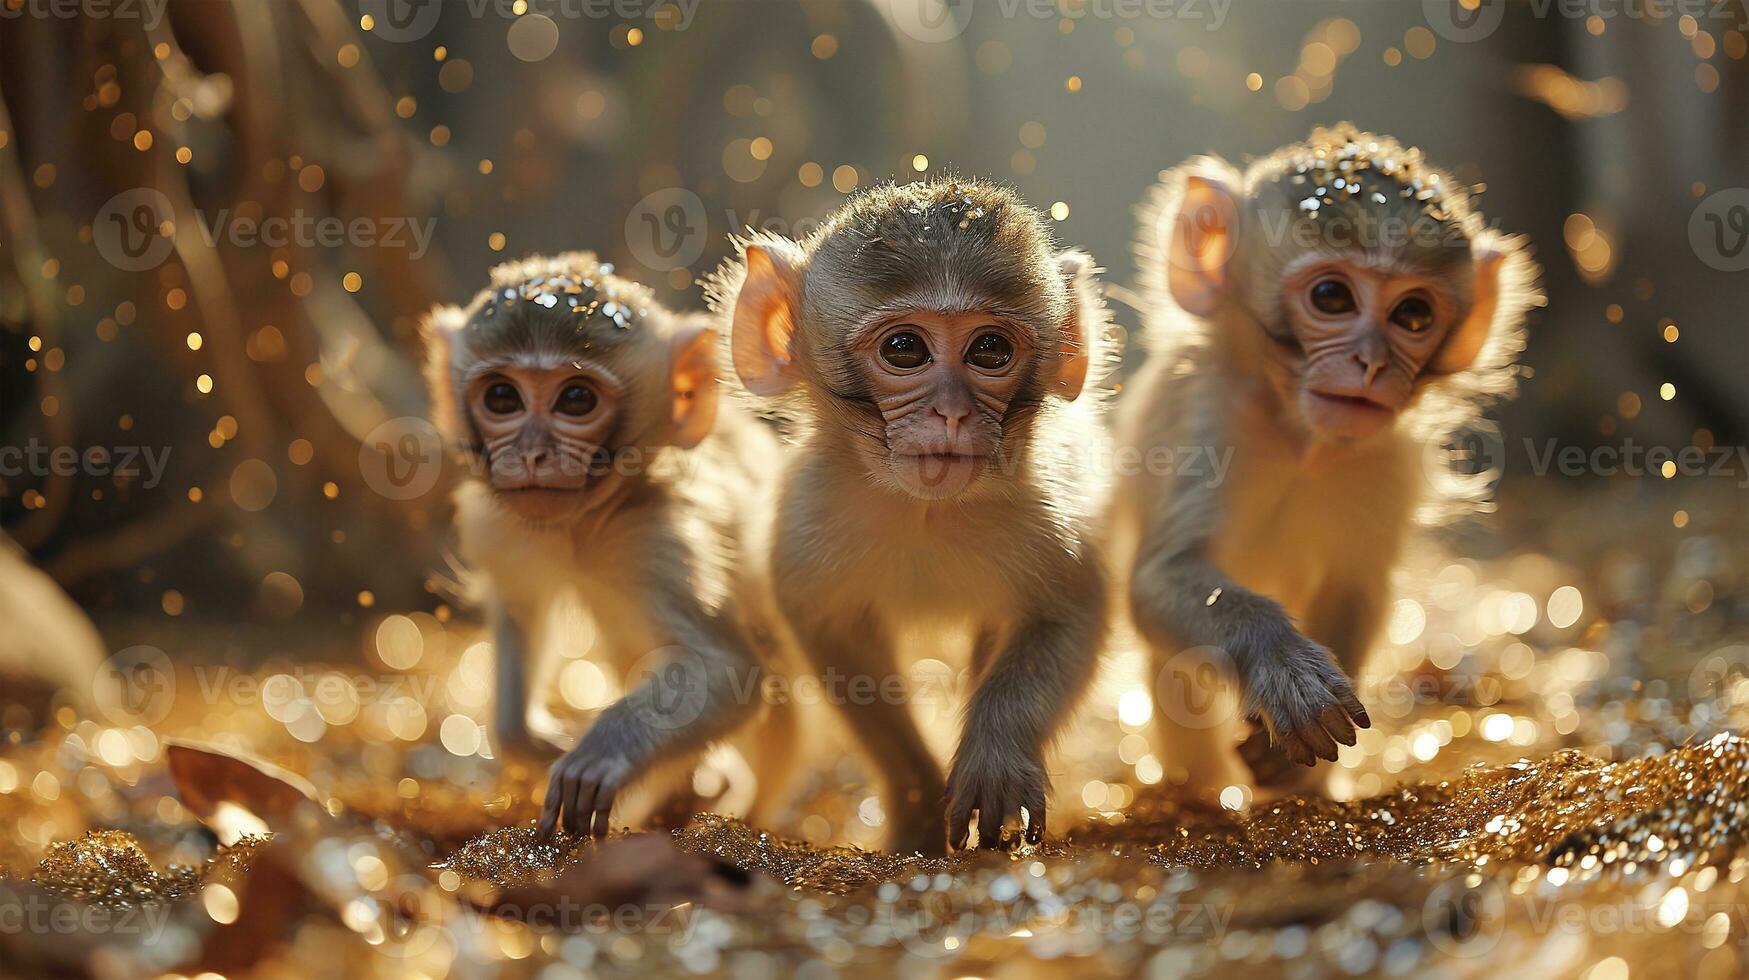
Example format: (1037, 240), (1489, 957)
(2, 494), (1747, 976)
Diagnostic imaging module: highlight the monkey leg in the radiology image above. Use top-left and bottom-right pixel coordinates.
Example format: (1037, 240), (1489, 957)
(735, 693), (804, 830)
(1145, 639), (1251, 803)
(947, 609), (1101, 850)
(790, 611), (945, 855)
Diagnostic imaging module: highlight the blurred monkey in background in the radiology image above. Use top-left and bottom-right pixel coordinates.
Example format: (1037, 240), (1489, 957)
(425, 253), (803, 838)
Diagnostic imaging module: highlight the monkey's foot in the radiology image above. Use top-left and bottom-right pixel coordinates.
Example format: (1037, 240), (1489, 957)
(1247, 637), (1371, 767)
(539, 746), (635, 840)
(945, 752), (1047, 851)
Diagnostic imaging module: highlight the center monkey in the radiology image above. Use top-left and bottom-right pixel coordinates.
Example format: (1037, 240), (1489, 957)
(710, 178), (1113, 853)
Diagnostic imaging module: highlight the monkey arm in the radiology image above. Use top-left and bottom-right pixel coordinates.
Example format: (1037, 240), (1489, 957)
(1130, 534), (1370, 767)
(539, 589), (763, 839)
(946, 569), (1104, 850)
(490, 601), (538, 754)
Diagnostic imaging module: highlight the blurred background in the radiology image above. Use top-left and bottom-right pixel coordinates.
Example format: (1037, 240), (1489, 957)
(0, 5), (1746, 974)
(1, 0), (1744, 644)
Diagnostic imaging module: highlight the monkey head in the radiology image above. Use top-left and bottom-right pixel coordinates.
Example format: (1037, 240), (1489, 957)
(714, 179), (1104, 500)
(423, 253), (720, 525)
(1162, 123), (1540, 443)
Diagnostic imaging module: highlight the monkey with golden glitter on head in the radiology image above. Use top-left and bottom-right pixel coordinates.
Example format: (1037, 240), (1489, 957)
(1111, 124), (1544, 798)
(423, 252), (808, 839)
(708, 178), (1119, 854)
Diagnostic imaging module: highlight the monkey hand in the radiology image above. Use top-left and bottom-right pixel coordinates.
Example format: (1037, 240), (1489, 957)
(945, 745), (1048, 851)
(1244, 635), (1370, 767)
(538, 739), (637, 840)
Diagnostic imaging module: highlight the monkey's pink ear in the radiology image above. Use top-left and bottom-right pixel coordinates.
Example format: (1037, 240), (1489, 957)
(1167, 175), (1238, 317)
(668, 318), (721, 450)
(730, 243), (804, 396)
(1431, 249), (1505, 374)
(1054, 250), (1101, 402)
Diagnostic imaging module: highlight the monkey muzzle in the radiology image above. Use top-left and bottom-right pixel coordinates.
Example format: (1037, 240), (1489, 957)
(1303, 387), (1396, 441)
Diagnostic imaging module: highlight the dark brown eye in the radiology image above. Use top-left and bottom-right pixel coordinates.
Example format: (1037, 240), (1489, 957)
(483, 381), (522, 415)
(880, 331), (930, 370)
(1390, 295), (1435, 333)
(1309, 279), (1356, 315)
(966, 332), (1014, 371)
(554, 383), (598, 417)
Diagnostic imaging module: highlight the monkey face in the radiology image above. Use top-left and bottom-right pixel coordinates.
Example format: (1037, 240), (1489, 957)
(466, 362), (620, 524)
(1270, 258), (1463, 442)
(852, 310), (1037, 500)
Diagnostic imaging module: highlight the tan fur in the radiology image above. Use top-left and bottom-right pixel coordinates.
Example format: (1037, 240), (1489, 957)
(1115, 127), (1543, 798)
(713, 179), (1118, 853)
(428, 253), (810, 835)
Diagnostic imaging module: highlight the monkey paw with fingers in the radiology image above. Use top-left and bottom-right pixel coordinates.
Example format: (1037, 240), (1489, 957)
(538, 744), (635, 840)
(1246, 636), (1370, 768)
(945, 750), (1048, 851)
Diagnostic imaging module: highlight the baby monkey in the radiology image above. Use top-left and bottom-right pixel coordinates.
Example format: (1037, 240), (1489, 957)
(425, 253), (798, 837)
(711, 179), (1113, 853)
(1113, 124), (1541, 794)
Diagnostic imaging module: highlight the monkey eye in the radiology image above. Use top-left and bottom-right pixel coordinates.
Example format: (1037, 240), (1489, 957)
(1390, 295), (1435, 333)
(483, 381), (523, 415)
(966, 332), (1014, 371)
(554, 383), (599, 418)
(880, 331), (931, 370)
(1308, 279), (1356, 315)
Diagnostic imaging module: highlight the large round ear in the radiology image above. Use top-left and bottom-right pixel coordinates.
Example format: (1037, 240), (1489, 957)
(1167, 174), (1239, 317)
(1430, 250), (1503, 374)
(727, 239), (806, 396)
(1053, 249), (1104, 402)
(667, 315), (721, 450)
